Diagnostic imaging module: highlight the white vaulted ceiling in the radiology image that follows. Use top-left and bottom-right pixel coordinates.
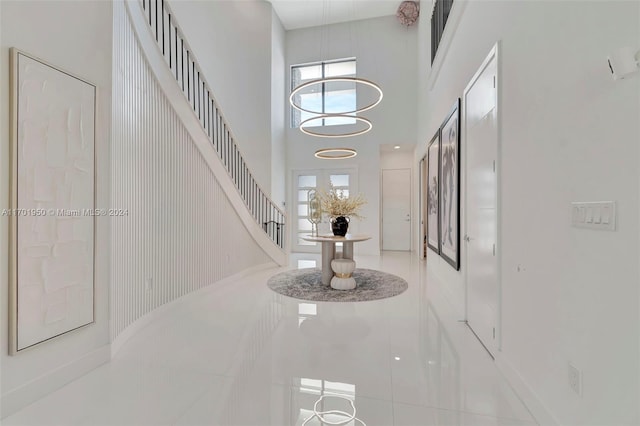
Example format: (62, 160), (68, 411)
(267, 0), (400, 30)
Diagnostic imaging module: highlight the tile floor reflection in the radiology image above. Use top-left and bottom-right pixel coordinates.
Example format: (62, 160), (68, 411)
(4, 252), (537, 426)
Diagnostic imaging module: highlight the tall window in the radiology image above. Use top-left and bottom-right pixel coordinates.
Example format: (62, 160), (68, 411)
(291, 58), (357, 128)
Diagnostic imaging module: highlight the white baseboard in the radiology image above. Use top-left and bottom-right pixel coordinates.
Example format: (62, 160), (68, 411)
(111, 262), (277, 357)
(495, 354), (560, 426)
(1, 345), (111, 419)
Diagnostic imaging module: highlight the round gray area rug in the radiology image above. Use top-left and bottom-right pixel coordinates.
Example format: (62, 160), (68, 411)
(267, 268), (408, 302)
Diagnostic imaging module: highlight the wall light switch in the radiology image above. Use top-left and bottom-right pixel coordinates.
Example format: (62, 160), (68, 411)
(593, 208), (601, 224)
(571, 201), (616, 231)
(601, 205), (611, 224)
(572, 206), (580, 222)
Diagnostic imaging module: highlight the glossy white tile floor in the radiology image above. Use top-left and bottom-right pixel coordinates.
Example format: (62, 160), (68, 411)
(4, 252), (538, 426)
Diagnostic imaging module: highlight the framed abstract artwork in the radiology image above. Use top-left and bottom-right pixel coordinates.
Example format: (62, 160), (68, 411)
(439, 98), (461, 270)
(9, 49), (96, 354)
(426, 130), (440, 253)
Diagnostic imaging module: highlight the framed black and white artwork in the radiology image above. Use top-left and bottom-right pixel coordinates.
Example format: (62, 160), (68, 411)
(426, 130), (440, 253)
(439, 98), (460, 270)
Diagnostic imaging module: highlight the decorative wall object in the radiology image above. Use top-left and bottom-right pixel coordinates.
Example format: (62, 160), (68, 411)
(426, 130), (441, 253)
(396, 1), (420, 26)
(9, 49), (96, 354)
(439, 98), (461, 270)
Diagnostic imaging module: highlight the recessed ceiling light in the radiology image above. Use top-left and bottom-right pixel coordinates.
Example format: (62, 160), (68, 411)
(394, 145), (400, 149)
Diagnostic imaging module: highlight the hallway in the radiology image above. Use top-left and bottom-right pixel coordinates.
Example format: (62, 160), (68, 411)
(4, 253), (536, 425)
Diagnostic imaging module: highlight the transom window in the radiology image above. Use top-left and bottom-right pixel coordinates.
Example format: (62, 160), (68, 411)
(290, 58), (357, 128)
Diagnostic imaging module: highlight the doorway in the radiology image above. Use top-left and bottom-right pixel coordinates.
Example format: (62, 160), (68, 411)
(419, 156), (428, 258)
(381, 168), (412, 251)
(464, 44), (500, 356)
(292, 168), (357, 253)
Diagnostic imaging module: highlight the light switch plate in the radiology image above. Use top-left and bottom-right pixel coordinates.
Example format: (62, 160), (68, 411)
(571, 201), (616, 231)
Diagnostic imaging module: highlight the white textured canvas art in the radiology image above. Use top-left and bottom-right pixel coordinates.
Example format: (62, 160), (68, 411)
(10, 49), (95, 354)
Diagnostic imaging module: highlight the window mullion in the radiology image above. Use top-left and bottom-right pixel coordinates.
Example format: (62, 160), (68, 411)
(321, 62), (326, 126)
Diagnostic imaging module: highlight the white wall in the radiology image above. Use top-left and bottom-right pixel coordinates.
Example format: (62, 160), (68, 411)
(417, 1), (640, 424)
(271, 10), (286, 208)
(111, 1), (273, 340)
(380, 148), (414, 170)
(0, 0), (112, 417)
(168, 0), (274, 194)
(286, 16), (418, 255)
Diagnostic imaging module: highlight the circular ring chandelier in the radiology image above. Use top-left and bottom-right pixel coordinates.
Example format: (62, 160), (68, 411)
(301, 395), (366, 425)
(289, 77), (383, 115)
(314, 148), (357, 160)
(300, 115), (372, 138)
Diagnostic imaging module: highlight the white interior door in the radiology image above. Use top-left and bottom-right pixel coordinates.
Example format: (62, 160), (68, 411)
(382, 168), (411, 251)
(464, 46), (499, 356)
(419, 157), (428, 258)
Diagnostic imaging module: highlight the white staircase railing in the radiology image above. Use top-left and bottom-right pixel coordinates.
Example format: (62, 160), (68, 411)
(138, 0), (286, 249)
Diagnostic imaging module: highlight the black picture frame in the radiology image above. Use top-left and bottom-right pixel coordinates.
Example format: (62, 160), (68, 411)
(439, 98), (461, 270)
(426, 130), (441, 253)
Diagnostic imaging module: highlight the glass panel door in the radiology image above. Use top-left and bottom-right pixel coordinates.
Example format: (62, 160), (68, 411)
(291, 169), (357, 253)
(295, 173), (317, 250)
